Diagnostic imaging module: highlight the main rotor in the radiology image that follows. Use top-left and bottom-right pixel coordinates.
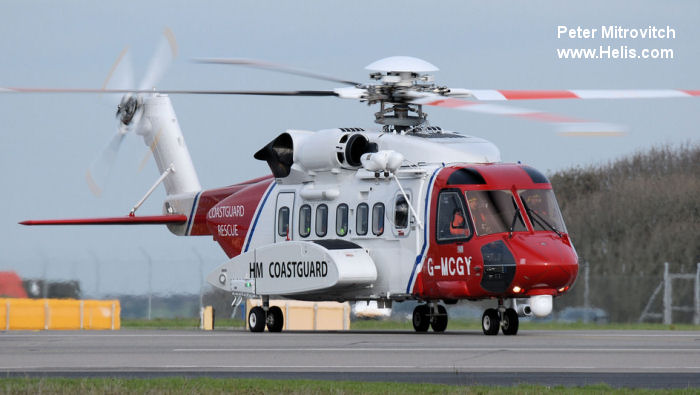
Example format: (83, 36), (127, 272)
(360, 56), (449, 131)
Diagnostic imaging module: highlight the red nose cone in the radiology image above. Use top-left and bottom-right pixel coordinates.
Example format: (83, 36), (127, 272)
(508, 233), (578, 295)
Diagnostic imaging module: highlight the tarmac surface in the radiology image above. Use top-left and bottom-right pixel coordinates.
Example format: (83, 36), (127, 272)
(1, 329), (699, 388)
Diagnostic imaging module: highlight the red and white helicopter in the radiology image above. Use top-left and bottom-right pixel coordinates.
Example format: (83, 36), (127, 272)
(10, 32), (699, 335)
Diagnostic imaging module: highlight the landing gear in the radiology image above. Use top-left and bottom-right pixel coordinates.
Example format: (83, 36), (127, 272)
(481, 303), (520, 336)
(248, 306), (266, 332)
(412, 304), (430, 332)
(266, 305), (284, 332)
(412, 303), (448, 333)
(501, 308), (519, 335)
(430, 305), (448, 332)
(482, 308), (500, 335)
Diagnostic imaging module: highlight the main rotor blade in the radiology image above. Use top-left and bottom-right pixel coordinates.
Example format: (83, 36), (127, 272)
(196, 58), (362, 86)
(410, 93), (626, 136)
(447, 89), (700, 101)
(0, 87), (338, 96)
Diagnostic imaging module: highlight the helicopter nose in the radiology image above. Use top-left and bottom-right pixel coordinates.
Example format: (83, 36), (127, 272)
(508, 235), (578, 295)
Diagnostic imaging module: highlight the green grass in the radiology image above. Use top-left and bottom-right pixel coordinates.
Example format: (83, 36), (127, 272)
(122, 317), (699, 331)
(122, 317), (245, 329)
(0, 378), (696, 394)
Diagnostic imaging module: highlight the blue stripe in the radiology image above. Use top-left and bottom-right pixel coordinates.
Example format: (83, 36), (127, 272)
(405, 167), (442, 294)
(185, 191), (202, 235)
(244, 181), (276, 253)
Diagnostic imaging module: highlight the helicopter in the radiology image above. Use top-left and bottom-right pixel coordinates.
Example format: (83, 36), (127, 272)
(11, 31), (699, 335)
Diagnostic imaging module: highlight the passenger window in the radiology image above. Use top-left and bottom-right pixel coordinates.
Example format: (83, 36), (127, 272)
(278, 207), (290, 237)
(394, 195), (409, 229)
(372, 203), (385, 236)
(315, 204), (328, 237)
(299, 205), (311, 238)
(336, 204), (349, 236)
(436, 191), (470, 242)
(356, 203), (369, 236)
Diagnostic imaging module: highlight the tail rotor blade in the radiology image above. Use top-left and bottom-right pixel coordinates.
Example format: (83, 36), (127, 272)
(101, 46), (135, 106)
(139, 27), (178, 91)
(85, 126), (128, 197)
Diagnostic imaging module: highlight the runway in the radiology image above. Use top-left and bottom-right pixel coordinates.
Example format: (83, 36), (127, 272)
(1, 329), (699, 388)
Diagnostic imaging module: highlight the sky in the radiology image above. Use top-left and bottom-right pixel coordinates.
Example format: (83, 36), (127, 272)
(0, 0), (698, 296)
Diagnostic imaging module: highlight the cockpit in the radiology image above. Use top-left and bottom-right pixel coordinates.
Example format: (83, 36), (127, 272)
(436, 164), (568, 239)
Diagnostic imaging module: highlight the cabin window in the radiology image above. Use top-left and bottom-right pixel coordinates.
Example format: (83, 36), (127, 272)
(336, 204), (349, 236)
(372, 203), (385, 236)
(315, 204), (328, 237)
(277, 207), (290, 237)
(466, 190), (526, 236)
(299, 204), (311, 238)
(394, 195), (409, 229)
(436, 190), (470, 242)
(356, 203), (369, 236)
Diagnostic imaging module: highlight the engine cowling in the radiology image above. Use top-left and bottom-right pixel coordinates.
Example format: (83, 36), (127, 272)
(255, 129), (377, 177)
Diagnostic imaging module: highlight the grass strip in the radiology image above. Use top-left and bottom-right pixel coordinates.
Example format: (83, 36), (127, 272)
(0, 377), (696, 394)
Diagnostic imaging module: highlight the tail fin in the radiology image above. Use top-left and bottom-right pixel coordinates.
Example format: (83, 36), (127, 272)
(136, 94), (201, 196)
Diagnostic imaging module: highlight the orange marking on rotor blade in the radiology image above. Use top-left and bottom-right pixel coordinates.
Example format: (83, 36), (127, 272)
(681, 90), (700, 96)
(515, 112), (583, 123)
(102, 46), (130, 91)
(163, 27), (178, 58)
(557, 131), (627, 137)
(426, 98), (475, 108)
(85, 170), (102, 197)
(498, 90), (579, 100)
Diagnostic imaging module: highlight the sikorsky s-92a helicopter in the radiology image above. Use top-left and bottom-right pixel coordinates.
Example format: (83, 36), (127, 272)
(11, 31), (699, 335)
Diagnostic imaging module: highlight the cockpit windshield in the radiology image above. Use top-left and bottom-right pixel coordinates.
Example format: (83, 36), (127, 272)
(519, 189), (567, 234)
(465, 190), (526, 236)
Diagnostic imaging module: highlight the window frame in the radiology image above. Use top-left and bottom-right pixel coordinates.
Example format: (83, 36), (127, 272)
(315, 204), (328, 237)
(336, 203), (349, 237)
(372, 202), (385, 236)
(277, 206), (290, 237)
(299, 204), (311, 238)
(356, 203), (369, 236)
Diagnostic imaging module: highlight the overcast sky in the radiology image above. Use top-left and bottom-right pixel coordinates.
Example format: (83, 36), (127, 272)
(1, 1), (698, 296)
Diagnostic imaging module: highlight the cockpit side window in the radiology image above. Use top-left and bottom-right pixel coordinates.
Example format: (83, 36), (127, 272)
(436, 190), (471, 242)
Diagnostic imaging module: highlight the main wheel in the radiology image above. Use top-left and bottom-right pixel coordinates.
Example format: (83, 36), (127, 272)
(412, 304), (430, 332)
(482, 308), (500, 335)
(266, 306), (284, 332)
(501, 308), (519, 335)
(248, 306), (266, 332)
(430, 304), (448, 332)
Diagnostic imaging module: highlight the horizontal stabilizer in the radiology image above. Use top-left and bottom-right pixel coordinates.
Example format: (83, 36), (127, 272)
(19, 214), (187, 226)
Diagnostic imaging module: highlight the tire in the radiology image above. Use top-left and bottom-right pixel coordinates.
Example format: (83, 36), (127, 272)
(266, 306), (284, 332)
(248, 306), (266, 332)
(412, 304), (430, 332)
(482, 308), (500, 335)
(430, 305), (448, 333)
(502, 308), (519, 335)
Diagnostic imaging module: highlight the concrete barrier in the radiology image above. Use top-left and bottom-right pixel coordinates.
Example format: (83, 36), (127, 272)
(246, 299), (350, 331)
(0, 298), (120, 330)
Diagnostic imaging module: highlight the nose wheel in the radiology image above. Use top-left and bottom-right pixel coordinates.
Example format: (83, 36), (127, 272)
(412, 303), (448, 333)
(482, 307), (519, 335)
